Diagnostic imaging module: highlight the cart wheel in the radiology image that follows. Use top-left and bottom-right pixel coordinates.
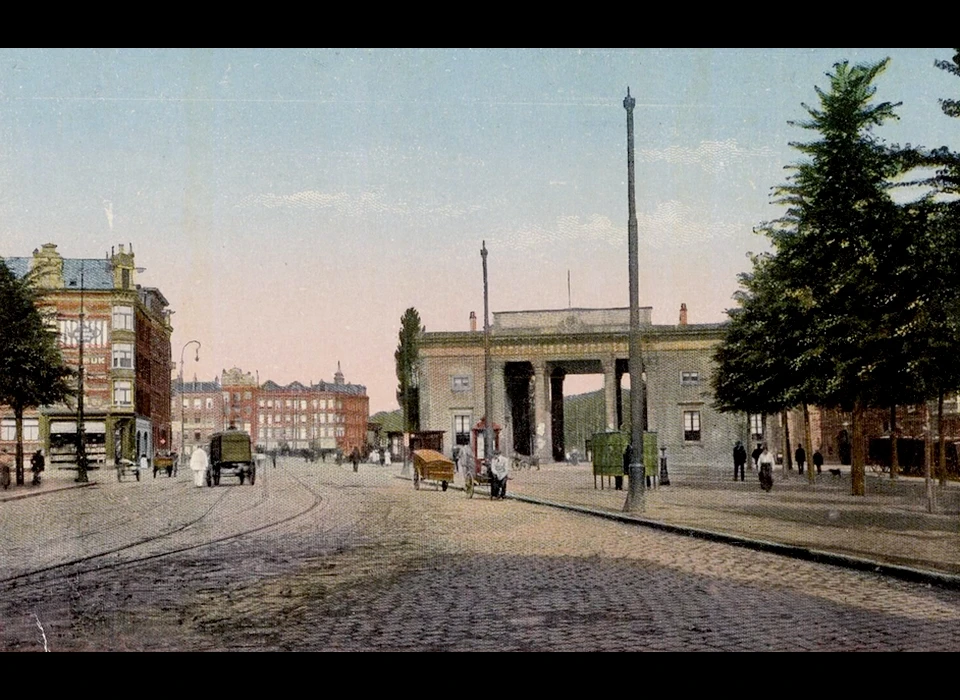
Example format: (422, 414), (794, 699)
(465, 475), (474, 499)
(135, 469), (140, 482)
(441, 481), (448, 492)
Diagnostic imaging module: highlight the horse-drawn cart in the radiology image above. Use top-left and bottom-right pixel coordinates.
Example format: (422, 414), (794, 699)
(153, 454), (175, 478)
(412, 449), (455, 492)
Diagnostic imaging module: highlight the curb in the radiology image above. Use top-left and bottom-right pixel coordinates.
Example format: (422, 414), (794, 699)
(0, 480), (97, 503)
(396, 473), (960, 591)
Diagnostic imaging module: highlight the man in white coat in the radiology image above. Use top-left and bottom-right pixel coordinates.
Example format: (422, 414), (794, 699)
(190, 447), (209, 487)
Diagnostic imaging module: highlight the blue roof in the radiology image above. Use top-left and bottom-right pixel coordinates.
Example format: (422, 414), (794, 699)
(2, 256), (115, 290)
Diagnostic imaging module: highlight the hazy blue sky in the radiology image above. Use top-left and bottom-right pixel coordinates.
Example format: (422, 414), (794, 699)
(1, 49), (957, 412)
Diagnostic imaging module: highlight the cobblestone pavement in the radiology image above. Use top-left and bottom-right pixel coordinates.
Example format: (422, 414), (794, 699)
(2, 459), (959, 651)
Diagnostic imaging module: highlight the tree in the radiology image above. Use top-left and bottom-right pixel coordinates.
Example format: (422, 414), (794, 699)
(935, 48), (960, 119)
(394, 307), (422, 439)
(717, 59), (934, 497)
(0, 260), (75, 485)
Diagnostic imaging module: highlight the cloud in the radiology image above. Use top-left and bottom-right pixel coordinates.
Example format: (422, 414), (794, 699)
(238, 189), (480, 219)
(501, 201), (746, 250)
(637, 139), (776, 174)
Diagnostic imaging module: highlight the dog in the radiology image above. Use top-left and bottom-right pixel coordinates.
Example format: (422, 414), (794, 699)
(827, 468), (842, 479)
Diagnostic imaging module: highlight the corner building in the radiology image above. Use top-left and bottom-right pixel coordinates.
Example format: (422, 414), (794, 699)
(1, 243), (172, 467)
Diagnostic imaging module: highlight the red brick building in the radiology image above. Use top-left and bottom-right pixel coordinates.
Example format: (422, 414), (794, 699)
(1, 243), (173, 467)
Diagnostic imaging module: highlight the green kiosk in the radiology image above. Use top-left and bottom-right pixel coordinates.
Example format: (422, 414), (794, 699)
(591, 431), (658, 489)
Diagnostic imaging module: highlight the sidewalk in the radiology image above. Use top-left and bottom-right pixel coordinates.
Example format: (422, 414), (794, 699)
(0, 465), (101, 502)
(501, 461), (960, 587)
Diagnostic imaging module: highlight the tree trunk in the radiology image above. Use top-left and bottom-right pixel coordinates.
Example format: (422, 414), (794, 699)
(938, 390), (946, 488)
(804, 403), (815, 485)
(14, 407), (24, 486)
(851, 399), (865, 496)
(889, 404), (898, 480)
(782, 410), (792, 474)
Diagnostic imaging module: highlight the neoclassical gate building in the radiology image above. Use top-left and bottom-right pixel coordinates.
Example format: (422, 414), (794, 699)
(418, 305), (753, 469)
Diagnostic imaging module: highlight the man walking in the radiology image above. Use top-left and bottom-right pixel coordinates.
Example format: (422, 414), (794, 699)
(813, 447), (824, 475)
(794, 443), (807, 475)
(733, 440), (747, 482)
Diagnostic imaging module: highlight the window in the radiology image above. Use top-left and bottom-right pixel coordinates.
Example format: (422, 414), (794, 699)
(244, 391), (252, 400)
(285, 400), (292, 408)
(1, 418), (15, 441)
(112, 342), (134, 369)
(193, 398), (202, 410)
(312, 399), (318, 409)
(258, 399), (265, 408)
(452, 375), (471, 392)
(114, 381), (133, 406)
(454, 414), (471, 446)
(300, 400), (306, 410)
(680, 371), (700, 385)
(194, 431), (201, 442)
(112, 306), (134, 331)
(749, 414), (764, 441)
(182, 398), (189, 408)
(206, 398), (213, 410)
(683, 410), (701, 442)
(22, 418), (39, 441)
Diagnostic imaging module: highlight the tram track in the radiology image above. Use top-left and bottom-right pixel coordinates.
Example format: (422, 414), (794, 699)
(0, 467), (326, 591)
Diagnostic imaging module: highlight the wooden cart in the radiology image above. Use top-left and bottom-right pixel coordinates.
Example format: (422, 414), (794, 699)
(412, 449), (455, 492)
(116, 458), (140, 482)
(153, 454), (175, 478)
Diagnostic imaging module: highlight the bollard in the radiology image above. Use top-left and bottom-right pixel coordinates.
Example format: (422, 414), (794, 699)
(659, 447), (670, 486)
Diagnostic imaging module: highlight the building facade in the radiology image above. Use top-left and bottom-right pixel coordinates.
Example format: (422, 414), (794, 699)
(257, 364), (368, 455)
(171, 377), (225, 459)
(170, 365), (371, 458)
(417, 306), (760, 469)
(1, 243), (173, 467)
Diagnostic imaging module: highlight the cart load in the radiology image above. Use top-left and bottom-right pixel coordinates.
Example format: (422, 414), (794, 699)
(412, 449), (455, 492)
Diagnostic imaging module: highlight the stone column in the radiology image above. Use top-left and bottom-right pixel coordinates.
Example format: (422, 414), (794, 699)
(492, 361), (509, 456)
(602, 356), (618, 431)
(532, 359), (552, 463)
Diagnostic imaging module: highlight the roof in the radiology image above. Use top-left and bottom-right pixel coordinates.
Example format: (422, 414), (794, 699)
(2, 256), (115, 290)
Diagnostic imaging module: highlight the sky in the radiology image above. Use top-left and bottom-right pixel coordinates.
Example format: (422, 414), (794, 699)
(1, 48), (957, 413)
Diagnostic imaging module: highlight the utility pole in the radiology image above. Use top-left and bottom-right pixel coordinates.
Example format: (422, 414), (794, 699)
(482, 241), (493, 465)
(75, 262), (88, 483)
(623, 87), (645, 513)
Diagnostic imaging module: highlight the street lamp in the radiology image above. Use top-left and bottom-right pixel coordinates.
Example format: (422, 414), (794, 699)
(179, 340), (201, 471)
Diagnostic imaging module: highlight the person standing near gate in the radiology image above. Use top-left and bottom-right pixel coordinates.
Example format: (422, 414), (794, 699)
(813, 447), (824, 475)
(733, 440), (747, 482)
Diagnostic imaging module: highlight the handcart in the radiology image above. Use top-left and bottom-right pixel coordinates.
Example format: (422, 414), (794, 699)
(116, 458), (140, 482)
(412, 449), (455, 492)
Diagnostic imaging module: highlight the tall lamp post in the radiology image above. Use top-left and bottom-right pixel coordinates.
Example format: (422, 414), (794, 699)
(179, 340), (201, 471)
(623, 87), (646, 513)
(75, 262), (88, 483)
(481, 241), (493, 466)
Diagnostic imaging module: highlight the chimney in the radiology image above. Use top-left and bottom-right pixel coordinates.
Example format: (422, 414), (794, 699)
(679, 303), (688, 326)
(469, 311), (477, 332)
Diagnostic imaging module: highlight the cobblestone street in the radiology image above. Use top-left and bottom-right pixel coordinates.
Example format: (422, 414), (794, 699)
(3, 458), (958, 651)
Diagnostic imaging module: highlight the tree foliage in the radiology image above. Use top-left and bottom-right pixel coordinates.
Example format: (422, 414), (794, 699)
(0, 259), (75, 485)
(394, 307), (422, 433)
(712, 58), (958, 496)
